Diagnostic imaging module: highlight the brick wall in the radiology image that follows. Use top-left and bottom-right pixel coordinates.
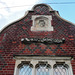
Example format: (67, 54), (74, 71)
(0, 4), (75, 75)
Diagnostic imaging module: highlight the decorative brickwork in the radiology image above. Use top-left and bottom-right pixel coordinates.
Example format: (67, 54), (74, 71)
(0, 4), (75, 75)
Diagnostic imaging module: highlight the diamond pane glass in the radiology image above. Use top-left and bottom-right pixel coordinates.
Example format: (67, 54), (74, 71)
(54, 65), (68, 75)
(19, 65), (32, 75)
(36, 64), (50, 75)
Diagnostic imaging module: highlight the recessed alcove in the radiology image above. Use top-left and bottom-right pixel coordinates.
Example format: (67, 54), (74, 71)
(31, 15), (53, 31)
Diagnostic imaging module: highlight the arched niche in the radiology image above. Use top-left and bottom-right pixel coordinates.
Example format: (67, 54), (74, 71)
(31, 15), (53, 31)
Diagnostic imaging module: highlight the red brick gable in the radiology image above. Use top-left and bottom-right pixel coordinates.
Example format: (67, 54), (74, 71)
(0, 4), (75, 75)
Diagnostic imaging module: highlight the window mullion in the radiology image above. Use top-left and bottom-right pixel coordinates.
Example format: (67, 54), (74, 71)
(32, 65), (36, 75)
(31, 60), (38, 75)
(14, 60), (21, 75)
(65, 61), (73, 75)
(48, 60), (55, 75)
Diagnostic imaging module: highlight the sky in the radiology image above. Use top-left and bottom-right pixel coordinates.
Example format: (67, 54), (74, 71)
(0, 0), (75, 31)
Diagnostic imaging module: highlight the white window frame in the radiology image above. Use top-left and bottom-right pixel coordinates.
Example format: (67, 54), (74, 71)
(14, 56), (73, 75)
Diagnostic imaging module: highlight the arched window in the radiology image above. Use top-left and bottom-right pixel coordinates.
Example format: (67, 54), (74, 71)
(36, 61), (51, 75)
(18, 61), (33, 75)
(53, 62), (69, 75)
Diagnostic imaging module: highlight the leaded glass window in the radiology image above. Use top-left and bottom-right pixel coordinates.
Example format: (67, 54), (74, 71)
(14, 56), (73, 75)
(18, 61), (33, 75)
(54, 62), (69, 75)
(36, 61), (50, 75)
